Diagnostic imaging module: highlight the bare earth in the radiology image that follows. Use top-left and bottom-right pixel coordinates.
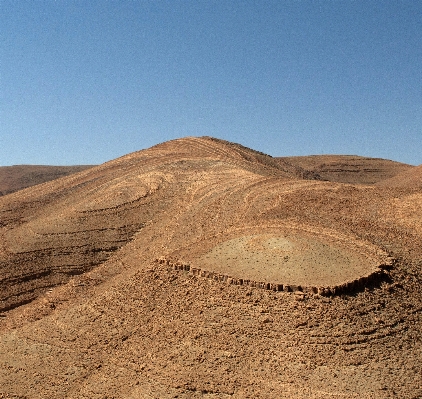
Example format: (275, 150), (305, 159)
(279, 154), (414, 185)
(0, 165), (94, 196)
(0, 137), (421, 398)
(194, 233), (379, 287)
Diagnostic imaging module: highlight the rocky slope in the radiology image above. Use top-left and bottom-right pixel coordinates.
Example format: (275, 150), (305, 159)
(0, 137), (421, 398)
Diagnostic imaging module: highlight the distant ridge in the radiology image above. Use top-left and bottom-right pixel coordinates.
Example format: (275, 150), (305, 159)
(0, 165), (95, 196)
(377, 164), (422, 188)
(278, 154), (413, 185)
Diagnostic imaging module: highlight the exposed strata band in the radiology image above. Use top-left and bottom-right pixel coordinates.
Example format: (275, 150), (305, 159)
(155, 256), (394, 296)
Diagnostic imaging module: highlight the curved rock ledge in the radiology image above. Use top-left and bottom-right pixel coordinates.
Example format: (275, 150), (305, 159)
(154, 256), (394, 297)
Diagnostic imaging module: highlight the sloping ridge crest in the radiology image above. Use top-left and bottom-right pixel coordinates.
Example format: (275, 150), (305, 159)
(104, 136), (319, 180)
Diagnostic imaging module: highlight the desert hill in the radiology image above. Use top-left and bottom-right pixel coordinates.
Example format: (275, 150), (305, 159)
(376, 163), (422, 188)
(0, 165), (94, 196)
(0, 136), (421, 398)
(279, 154), (413, 185)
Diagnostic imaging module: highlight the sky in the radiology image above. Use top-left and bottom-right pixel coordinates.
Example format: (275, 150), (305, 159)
(1, 0), (421, 166)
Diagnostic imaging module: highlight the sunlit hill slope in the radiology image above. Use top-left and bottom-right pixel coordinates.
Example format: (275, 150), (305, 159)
(0, 137), (421, 398)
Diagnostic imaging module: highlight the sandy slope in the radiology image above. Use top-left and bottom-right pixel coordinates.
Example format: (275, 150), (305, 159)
(0, 137), (421, 398)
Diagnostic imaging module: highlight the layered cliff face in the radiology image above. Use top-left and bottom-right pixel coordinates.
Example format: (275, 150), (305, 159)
(0, 137), (421, 398)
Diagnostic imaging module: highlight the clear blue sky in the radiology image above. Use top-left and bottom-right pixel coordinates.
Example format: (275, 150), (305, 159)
(1, 0), (421, 166)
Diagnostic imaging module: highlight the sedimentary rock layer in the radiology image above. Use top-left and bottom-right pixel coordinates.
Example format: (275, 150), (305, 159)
(155, 256), (393, 296)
